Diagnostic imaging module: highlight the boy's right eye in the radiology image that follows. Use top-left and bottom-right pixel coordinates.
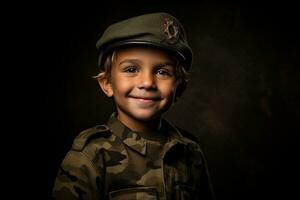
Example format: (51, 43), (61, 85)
(123, 66), (138, 73)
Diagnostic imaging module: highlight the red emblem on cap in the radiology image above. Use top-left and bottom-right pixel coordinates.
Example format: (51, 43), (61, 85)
(162, 17), (180, 44)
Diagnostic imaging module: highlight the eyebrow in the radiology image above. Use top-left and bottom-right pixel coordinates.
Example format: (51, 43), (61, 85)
(118, 59), (175, 67)
(155, 62), (175, 68)
(119, 59), (141, 66)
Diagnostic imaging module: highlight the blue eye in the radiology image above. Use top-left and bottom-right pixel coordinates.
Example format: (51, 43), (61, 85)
(156, 69), (171, 76)
(124, 66), (138, 73)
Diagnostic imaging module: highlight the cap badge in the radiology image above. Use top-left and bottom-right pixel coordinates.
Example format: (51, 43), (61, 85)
(162, 17), (180, 44)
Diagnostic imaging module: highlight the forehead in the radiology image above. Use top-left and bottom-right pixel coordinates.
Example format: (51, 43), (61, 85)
(114, 46), (177, 64)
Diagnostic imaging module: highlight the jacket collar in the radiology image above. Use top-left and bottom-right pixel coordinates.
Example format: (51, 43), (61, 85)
(106, 113), (190, 156)
(107, 113), (147, 155)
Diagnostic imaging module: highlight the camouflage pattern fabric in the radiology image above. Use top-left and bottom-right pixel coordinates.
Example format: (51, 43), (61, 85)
(52, 113), (215, 200)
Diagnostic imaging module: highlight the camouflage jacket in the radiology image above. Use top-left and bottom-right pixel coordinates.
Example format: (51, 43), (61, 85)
(53, 113), (215, 200)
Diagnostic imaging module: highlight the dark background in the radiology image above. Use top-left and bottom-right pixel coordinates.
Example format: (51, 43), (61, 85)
(20, 0), (299, 199)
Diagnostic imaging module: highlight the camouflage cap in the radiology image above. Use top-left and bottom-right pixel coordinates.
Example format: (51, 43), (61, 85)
(96, 12), (193, 71)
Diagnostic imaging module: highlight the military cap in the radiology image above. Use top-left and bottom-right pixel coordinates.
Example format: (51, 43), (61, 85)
(96, 12), (193, 71)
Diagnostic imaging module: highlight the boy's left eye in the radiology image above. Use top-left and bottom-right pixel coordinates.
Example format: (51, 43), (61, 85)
(156, 68), (172, 77)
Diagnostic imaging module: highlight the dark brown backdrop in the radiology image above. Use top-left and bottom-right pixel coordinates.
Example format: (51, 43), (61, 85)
(39, 1), (299, 199)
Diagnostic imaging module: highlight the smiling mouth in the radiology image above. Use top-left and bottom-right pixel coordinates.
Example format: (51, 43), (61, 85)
(129, 95), (161, 104)
(129, 96), (161, 101)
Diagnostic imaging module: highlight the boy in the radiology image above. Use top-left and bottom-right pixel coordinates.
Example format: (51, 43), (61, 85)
(53, 12), (215, 200)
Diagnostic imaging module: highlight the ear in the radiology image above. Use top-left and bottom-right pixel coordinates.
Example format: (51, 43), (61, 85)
(174, 81), (187, 103)
(98, 78), (113, 97)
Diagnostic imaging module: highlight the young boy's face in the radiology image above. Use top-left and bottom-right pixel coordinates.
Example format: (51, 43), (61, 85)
(100, 47), (179, 124)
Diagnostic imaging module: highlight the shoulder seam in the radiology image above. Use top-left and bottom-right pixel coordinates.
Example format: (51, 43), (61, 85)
(72, 124), (111, 151)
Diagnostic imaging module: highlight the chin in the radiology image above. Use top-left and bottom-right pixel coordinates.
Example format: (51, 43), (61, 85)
(131, 110), (161, 122)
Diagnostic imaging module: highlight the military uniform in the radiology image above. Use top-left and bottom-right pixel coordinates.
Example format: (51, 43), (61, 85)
(53, 12), (215, 199)
(53, 113), (215, 199)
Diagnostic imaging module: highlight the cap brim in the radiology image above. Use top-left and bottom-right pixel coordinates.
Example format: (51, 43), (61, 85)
(98, 40), (191, 70)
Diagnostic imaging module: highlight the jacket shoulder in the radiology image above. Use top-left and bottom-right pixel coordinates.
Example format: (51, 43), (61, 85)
(175, 126), (204, 152)
(176, 127), (199, 143)
(71, 124), (111, 151)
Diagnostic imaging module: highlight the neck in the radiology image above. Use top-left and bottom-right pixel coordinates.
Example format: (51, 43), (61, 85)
(117, 112), (161, 132)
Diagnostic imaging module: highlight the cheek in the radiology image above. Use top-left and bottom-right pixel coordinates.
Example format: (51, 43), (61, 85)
(158, 80), (177, 97)
(111, 76), (132, 94)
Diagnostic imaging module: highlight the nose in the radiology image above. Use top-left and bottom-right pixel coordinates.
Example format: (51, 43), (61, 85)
(137, 71), (156, 90)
